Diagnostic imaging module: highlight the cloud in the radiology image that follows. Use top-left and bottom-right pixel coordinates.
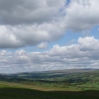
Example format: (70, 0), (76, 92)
(0, 0), (99, 49)
(63, 0), (99, 31)
(0, 0), (65, 25)
(78, 36), (99, 51)
(37, 42), (48, 49)
(0, 0), (99, 73)
(0, 0), (66, 48)
(0, 36), (99, 73)
(0, 22), (65, 48)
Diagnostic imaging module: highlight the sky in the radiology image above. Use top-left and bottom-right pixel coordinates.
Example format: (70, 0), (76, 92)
(0, 0), (99, 73)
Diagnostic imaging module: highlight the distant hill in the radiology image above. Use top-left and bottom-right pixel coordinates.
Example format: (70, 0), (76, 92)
(0, 69), (98, 82)
(47, 69), (97, 74)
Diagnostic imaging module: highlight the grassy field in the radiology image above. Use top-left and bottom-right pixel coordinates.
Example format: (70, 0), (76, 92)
(0, 82), (99, 99)
(1, 70), (99, 99)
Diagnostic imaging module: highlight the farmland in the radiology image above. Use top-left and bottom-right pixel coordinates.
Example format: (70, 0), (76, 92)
(0, 69), (99, 99)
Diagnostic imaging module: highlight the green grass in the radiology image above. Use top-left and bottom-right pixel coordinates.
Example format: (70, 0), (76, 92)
(1, 70), (99, 99)
(0, 82), (99, 99)
(1, 87), (99, 99)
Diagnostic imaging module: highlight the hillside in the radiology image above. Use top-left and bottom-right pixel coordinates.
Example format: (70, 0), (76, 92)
(0, 69), (99, 99)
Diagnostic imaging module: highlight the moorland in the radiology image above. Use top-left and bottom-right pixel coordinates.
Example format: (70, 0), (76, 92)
(0, 69), (99, 99)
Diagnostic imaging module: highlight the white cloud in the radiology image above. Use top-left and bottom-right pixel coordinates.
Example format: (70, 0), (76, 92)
(78, 36), (99, 51)
(63, 0), (99, 31)
(0, 22), (65, 48)
(0, 0), (66, 48)
(0, 0), (99, 48)
(37, 42), (48, 49)
(0, 0), (65, 25)
(0, 36), (99, 73)
(0, 0), (99, 73)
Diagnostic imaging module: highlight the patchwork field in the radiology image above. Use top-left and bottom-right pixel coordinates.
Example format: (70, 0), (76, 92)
(0, 82), (99, 99)
(0, 69), (99, 99)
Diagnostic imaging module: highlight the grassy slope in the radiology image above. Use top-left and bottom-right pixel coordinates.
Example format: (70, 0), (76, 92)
(1, 70), (99, 99)
(0, 82), (99, 99)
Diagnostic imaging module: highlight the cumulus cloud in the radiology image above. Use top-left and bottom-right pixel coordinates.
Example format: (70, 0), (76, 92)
(0, 22), (65, 48)
(0, 0), (99, 73)
(0, 0), (99, 48)
(78, 36), (99, 51)
(0, 0), (66, 48)
(37, 42), (48, 49)
(0, 0), (65, 25)
(63, 0), (99, 31)
(0, 36), (99, 73)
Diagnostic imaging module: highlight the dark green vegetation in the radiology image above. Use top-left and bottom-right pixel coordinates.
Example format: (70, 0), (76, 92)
(1, 87), (99, 99)
(1, 69), (99, 99)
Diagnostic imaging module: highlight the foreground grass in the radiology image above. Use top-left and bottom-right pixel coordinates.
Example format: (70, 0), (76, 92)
(0, 82), (99, 99)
